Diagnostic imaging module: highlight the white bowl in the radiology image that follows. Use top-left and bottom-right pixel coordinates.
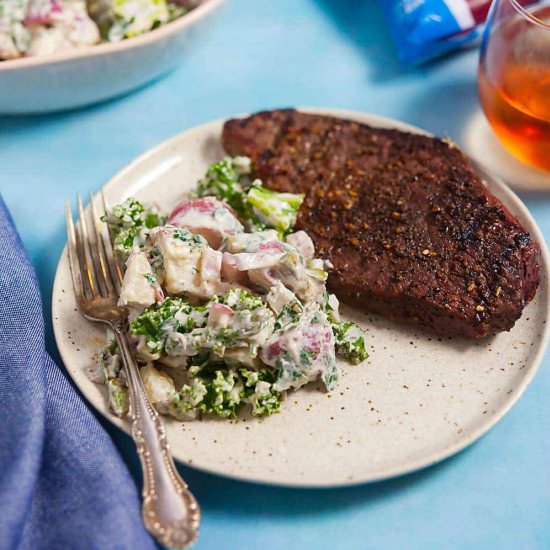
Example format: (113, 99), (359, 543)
(0, 0), (224, 114)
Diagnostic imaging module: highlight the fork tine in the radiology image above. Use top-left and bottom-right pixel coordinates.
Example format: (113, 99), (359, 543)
(65, 200), (86, 302)
(77, 194), (99, 298)
(101, 190), (124, 292)
(88, 192), (111, 297)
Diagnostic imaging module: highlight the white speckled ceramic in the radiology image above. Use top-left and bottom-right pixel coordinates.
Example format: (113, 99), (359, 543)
(52, 110), (550, 487)
(0, 0), (224, 114)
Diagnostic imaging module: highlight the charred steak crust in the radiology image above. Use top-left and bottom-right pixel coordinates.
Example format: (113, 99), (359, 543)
(222, 109), (541, 338)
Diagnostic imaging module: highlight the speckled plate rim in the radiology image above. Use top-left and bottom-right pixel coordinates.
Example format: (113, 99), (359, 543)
(52, 109), (550, 488)
(0, 0), (224, 72)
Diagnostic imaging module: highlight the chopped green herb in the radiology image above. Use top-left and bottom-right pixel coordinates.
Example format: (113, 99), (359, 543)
(144, 272), (157, 285)
(274, 301), (303, 331)
(173, 365), (281, 419)
(196, 157), (303, 234)
(108, 379), (129, 416)
(173, 228), (208, 247)
(332, 321), (369, 365)
(196, 157), (250, 216)
(101, 198), (165, 255)
(214, 288), (265, 311)
(129, 297), (207, 356)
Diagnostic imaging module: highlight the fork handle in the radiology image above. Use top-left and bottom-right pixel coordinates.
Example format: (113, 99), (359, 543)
(111, 322), (200, 549)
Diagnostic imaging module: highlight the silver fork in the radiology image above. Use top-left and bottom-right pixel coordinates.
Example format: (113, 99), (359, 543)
(65, 193), (200, 549)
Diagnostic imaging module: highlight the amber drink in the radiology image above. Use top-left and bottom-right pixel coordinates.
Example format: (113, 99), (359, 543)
(479, 1), (550, 172)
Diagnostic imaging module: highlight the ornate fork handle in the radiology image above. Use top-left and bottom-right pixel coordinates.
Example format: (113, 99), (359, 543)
(111, 321), (200, 549)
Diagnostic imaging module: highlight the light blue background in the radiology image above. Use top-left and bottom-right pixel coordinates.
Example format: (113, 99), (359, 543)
(1, 1), (549, 549)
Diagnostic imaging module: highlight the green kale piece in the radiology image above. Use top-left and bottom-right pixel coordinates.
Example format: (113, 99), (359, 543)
(101, 198), (165, 255)
(196, 157), (250, 215)
(240, 368), (282, 416)
(129, 297), (206, 356)
(213, 288), (265, 311)
(173, 365), (281, 419)
(197, 369), (243, 418)
(108, 379), (129, 417)
(173, 228), (208, 248)
(322, 292), (369, 365)
(274, 301), (303, 331)
(332, 321), (369, 365)
(197, 157), (303, 234)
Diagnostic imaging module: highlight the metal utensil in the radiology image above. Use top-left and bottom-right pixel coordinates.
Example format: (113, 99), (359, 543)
(65, 193), (200, 549)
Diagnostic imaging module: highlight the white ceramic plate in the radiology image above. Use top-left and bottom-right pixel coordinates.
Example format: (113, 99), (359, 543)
(0, 0), (224, 114)
(52, 109), (550, 487)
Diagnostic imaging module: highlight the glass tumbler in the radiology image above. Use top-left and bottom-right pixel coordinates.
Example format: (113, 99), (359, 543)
(478, 0), (550, 172)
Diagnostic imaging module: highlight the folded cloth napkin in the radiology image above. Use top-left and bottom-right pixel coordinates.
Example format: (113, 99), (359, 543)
(0, 196), (157, 550)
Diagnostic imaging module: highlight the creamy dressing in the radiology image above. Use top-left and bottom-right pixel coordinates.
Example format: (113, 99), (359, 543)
(0, 0), (99, 59)
(118, 249), (160, 313)
(0, 0), (189, 60)
(93, 156), (368, 419)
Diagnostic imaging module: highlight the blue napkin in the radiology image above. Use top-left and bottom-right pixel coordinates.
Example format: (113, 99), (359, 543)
(0, 197), (157, 550)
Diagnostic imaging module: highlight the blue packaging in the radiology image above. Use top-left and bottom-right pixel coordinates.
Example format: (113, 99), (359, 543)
(377, 0), (483, 65)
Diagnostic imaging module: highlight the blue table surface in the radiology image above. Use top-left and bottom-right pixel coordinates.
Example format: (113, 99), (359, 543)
(2, 1), (550, 549)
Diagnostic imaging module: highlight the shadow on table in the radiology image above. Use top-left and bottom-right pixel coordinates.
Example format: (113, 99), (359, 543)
(0, 74), (163, 134)
(396, 79), (479, 139)
(310, 0), (403, 82)
(105, 423), (471, 520)
(311, 0), (462, 82)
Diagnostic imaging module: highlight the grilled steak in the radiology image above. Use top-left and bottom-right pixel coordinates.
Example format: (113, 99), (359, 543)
(222, 109), (541, 338)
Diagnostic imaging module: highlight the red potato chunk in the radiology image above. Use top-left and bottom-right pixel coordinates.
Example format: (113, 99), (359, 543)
(168, 197), (243, 249)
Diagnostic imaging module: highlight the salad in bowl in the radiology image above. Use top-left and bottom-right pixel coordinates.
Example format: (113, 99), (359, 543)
(0, 0), (191, 60)
(0, 0), (222, 113)
(90, 156), (369, 420)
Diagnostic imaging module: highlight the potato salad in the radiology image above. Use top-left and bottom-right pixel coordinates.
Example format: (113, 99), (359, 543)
(89, 157), (368, 420)
(0, 0), (189, 60)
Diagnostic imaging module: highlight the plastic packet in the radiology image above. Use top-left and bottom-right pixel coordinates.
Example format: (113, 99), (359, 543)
(377, 0), (535, 65)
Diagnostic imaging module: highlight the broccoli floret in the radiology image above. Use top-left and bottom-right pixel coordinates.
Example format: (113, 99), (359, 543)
(332, 321), (368, 365)
(129, 297), (207, 356)
(101, 198), (165, 255)
(245, 181), (304, 234)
